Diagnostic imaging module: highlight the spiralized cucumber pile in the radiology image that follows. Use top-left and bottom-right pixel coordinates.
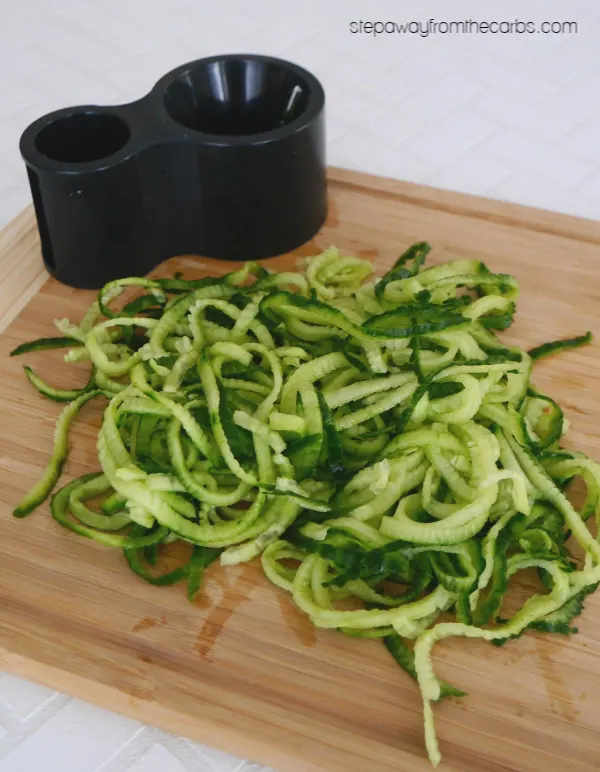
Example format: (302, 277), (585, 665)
(11, 243), (599, 766)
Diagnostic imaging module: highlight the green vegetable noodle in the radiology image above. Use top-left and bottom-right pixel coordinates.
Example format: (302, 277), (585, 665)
(528, 330), (592, 361)
(12, 245), (598, 767)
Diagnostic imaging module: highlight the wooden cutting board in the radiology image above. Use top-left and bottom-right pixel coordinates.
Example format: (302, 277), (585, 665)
(2, 167), (600, 772)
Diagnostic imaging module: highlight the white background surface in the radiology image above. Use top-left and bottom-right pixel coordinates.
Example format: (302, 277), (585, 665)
(1, 0), (600, 770)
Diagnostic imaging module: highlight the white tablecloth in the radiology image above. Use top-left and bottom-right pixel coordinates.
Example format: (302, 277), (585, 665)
(1, 1), (600, 770)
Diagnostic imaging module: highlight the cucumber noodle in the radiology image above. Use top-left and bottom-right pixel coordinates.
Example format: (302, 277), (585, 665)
(11, 244), (599, 766)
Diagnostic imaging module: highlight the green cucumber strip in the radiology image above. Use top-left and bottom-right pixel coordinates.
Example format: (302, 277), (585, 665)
(187, 546), (221, 601)
(124, 539), (190, 586)
(317, 390), (345, 478)
(384, 634), (466, 699)
(471, 524), (512, 626)
(529, 331), (592, 361)
(23, 364), (95, 402)
(51, 475), (167, 547)
(13, 390), (103, 518)
(10, 336), (77, 356)
(286, 433), (323, 480)
(101, 491), (128, 515)
(122, 294), (166, 316)
(97, 277), (167, 318)
(362, 305), (467, 338)
(375, 242), (431, 299)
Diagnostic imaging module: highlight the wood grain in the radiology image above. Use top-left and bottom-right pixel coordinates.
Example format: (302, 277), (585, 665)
(2, 168), (600, 772)
(0, 205), (47, 334)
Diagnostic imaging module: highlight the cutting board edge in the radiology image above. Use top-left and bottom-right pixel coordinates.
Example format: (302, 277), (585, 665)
(0, 646), (323, 772)
(327, 166), (600, 246)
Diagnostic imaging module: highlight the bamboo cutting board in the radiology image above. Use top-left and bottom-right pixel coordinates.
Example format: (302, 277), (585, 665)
(2, 167), (600, 772)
